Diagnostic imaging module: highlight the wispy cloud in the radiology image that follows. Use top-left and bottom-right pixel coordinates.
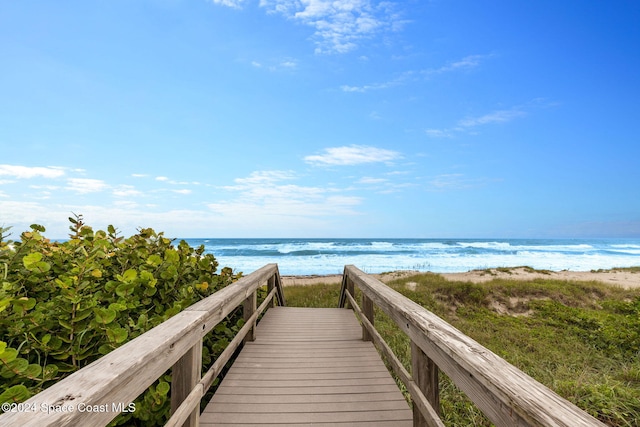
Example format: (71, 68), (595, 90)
(424, 129), (454, 139)
(357, 177), (387, 184)
(423, 54), (493, 75)
(0, 165), (65, 179)
(255, 0), (403, 54)
(209, 170), (363, 230)
(457, 109), (527, 128)
(113, 185), (143, 197)
(304, 145), (401, 166)
(210, 0), (246, 8)
(66, 178), (109, 194)
(427, 174), (495, 191)
(426, 105), (529, 138)
(251, 58), (298, 71)
(341, 54), (492, 93)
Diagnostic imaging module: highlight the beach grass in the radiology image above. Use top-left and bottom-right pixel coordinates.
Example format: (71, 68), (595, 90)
(284, 273), (640, 427)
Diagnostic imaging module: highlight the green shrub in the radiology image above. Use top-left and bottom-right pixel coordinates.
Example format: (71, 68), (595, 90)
(0, 216), (241, 425)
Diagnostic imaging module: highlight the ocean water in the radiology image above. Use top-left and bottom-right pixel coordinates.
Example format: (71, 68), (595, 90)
(180, 238), (640, 276)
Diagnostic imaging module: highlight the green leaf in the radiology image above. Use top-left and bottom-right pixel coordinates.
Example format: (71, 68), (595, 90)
(23, 364), (42, 379)
(156, 381), (170, 396)
(41, 334), (51, 345)
(107, 327), (128, 344)
(0, 298), (11, 313)
(0, 385), (31, 405)
(121, 269), (137, 283)
(98, 344), (113, 355)
(35, 261), (51, 273)
(2, 358), (29, 378)
(30, 224), (46, 232)
(105, 280), (118, 292)
(48, 336), (62, 350)
(94, 308), (117, 324)
(58, 319), (73, 330)
(0, 347), (18, 363)
(116, 282), (135, 297)
(74, 308), (94, 322)
(146, 254), (163, 267)
(0, 341), (6, 355)
(22, 252), (42, 269)
(108, 302), (127, 312)
(42, 364), (59, 380)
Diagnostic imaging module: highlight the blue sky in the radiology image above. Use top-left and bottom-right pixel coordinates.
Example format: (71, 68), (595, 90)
(1, 0), (639, 239)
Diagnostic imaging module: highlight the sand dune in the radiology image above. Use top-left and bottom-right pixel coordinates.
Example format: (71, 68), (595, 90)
(281, 267), (640, 289)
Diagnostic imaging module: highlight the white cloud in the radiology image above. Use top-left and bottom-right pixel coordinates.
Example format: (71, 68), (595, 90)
(156, 176), (169, 181)
(66, 178), (109, 194)
(304, 145), (401, 166)
(425, 129), (453, 138)
(113, 185), (143, 197)
(426, 105), (528, 138)
(258, 0), (403, 54)
(424, 54), (493, 75)
(172, 189), (192, 195)
(427, 174), (493, 191)
(131, 173), (148, 178)
(357, 177), (387, 184)
(0, 165), (65, 179)
(211, 0), (246, 8)
(232, 170), (297, 185)
(457, 109), (527, 128)
(341, 54), (491, 93)
(210, 169), (362, 223)
(251, 57), (298, 71)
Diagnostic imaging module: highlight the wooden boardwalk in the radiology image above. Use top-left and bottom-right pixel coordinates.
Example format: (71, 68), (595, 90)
(201, 307), (412, 426)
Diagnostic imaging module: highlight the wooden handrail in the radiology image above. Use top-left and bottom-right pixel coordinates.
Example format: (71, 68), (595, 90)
(0, 263), (285, 427)
(339, 265), (606, 427)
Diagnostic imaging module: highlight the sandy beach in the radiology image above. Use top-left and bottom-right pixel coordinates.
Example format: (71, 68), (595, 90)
(281, 268), (640, 289)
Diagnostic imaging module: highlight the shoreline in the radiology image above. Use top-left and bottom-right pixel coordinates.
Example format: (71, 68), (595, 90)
(281, 267), (640, 289)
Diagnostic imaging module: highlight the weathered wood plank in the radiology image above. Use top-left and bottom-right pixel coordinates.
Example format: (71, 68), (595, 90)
(0, 264), (283, 427)
(201, 422), (410, 427)
(210, 392), (407, 404)
(202, 307), (412, 425)
(170, 340), (202, 427)
(343, 265), (606, 427)
(344, 289), (444, 427)
(209, 400), (411, 413)
(213, 384), (406, 395)
(201, 409), (412, 424)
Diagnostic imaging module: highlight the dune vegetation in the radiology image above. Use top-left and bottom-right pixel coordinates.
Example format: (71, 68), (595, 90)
(285, 273), (640, 427)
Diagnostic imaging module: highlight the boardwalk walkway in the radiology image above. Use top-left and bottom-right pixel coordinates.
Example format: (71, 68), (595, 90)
(201, 307), (412, 426)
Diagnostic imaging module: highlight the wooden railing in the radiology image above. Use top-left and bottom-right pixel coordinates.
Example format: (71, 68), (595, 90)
(338, 265), (606, 427)
(0, 263), (285, 427)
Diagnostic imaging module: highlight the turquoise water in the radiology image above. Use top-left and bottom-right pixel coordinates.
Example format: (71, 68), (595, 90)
(179, 238), (640, 276)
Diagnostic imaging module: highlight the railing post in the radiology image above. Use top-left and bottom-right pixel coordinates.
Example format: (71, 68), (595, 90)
(411, 341), (440, 426)
(267, 276), (275, 308)
(362, 293), (374, 341)
(243, 290), (257, 342)
(171, 340), (203, 427)
(346, 278), (355, 309)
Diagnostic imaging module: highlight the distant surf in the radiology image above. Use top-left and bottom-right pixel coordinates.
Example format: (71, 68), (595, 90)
(180, 238), (640, 276)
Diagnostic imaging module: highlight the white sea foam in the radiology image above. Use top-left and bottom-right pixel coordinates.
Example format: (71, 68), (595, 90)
(193, 238), (640, 275)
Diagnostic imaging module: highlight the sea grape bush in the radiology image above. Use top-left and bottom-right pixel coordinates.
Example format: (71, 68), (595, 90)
(0, 216), (242, 425)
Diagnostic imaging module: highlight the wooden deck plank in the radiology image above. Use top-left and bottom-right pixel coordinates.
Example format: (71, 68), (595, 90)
(201, 307), (411, 426)
(201, 410), (412, 424)
(210, 393), (407, 404)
